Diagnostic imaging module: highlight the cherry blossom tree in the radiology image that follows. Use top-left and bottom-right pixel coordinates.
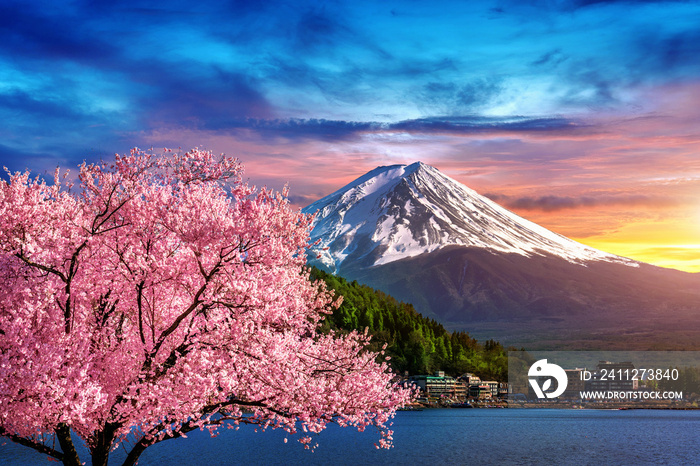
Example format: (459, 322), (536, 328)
(0, 149), (412, 466)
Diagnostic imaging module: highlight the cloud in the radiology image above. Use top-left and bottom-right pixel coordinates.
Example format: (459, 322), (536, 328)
(0, 81), (135, 165)
(570, 0), (684, 9)
(498, 0), (687, 14)
(418, 79), (504, 113)
(633, 29), (700, 76)
(224, 115), (591, 143)
(0, 90), (84, 122)
(134, 68), (274, 131)
(485, 193), (679, 212)
(237, 119), (380, 141)
(0, 142), (75, 180)
(295, 8), (347, 51)
(0, 2), (117, 65)
(389, 116), (586, 134)
(286, 193), (323, 207)
(531, 49), (567, 67)
(634, 246), (700, 261)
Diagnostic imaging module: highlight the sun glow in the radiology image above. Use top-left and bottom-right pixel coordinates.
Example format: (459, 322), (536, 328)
(527, 204), (700, 274)
(578, 240), (700, 273)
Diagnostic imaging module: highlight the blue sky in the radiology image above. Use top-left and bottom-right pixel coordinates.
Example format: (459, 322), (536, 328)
(2, 0), (700, 270)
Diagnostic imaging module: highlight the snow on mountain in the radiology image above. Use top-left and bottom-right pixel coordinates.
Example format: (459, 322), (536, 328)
(303, 162), (637, 273)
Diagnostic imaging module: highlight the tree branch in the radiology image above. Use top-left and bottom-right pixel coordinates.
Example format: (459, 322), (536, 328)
(136, 281), (147, 346)
(90, 182), (133, 235)
(149, 254), (219, 359)
(120, 398), (288, 466)
(0, 428), (65, 462)
(62, 241), (88, 334)
(14, 253), (67, 282)
(15, 238), (88, 334)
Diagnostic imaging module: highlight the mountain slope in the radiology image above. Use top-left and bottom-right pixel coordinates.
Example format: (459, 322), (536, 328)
(303, 162), (700, 349)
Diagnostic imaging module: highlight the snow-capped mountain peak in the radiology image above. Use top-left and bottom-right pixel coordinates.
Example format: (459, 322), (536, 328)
(303, 162), (636, 273)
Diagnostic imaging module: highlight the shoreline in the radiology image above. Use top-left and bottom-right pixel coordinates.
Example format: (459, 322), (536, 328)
(406, 400), (699, 410)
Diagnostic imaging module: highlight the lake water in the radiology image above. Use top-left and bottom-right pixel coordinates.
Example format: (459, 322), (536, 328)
(2, 409), (699, 465)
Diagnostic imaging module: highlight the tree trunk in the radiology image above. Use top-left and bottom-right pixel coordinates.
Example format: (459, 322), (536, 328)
(55, 423), (81, 466)
(121, 441), (148, 466)
(91, 422), (119, 466)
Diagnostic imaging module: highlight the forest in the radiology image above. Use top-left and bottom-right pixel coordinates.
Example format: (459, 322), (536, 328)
(311, 267), (510, 382)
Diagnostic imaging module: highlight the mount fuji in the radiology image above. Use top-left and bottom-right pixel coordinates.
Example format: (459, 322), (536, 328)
(305, 161), (635, 272)
(303, 162), (700, 349)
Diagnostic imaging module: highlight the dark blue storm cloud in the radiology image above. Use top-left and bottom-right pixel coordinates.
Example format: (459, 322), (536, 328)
(206, 115), (587, 143)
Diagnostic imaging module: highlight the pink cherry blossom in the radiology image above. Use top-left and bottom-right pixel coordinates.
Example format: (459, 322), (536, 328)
(0, 148), (413, 466)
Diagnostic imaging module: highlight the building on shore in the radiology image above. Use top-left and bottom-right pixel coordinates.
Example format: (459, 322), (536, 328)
(459, 373), (481, 386)
(481, 381), (500, 397)
(408, 372), (458, 398)
(587, 361), (638, 392)
(409, 371), (507, 401)
(468, 384), (492, 399)
(563, 368), (587, 399)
